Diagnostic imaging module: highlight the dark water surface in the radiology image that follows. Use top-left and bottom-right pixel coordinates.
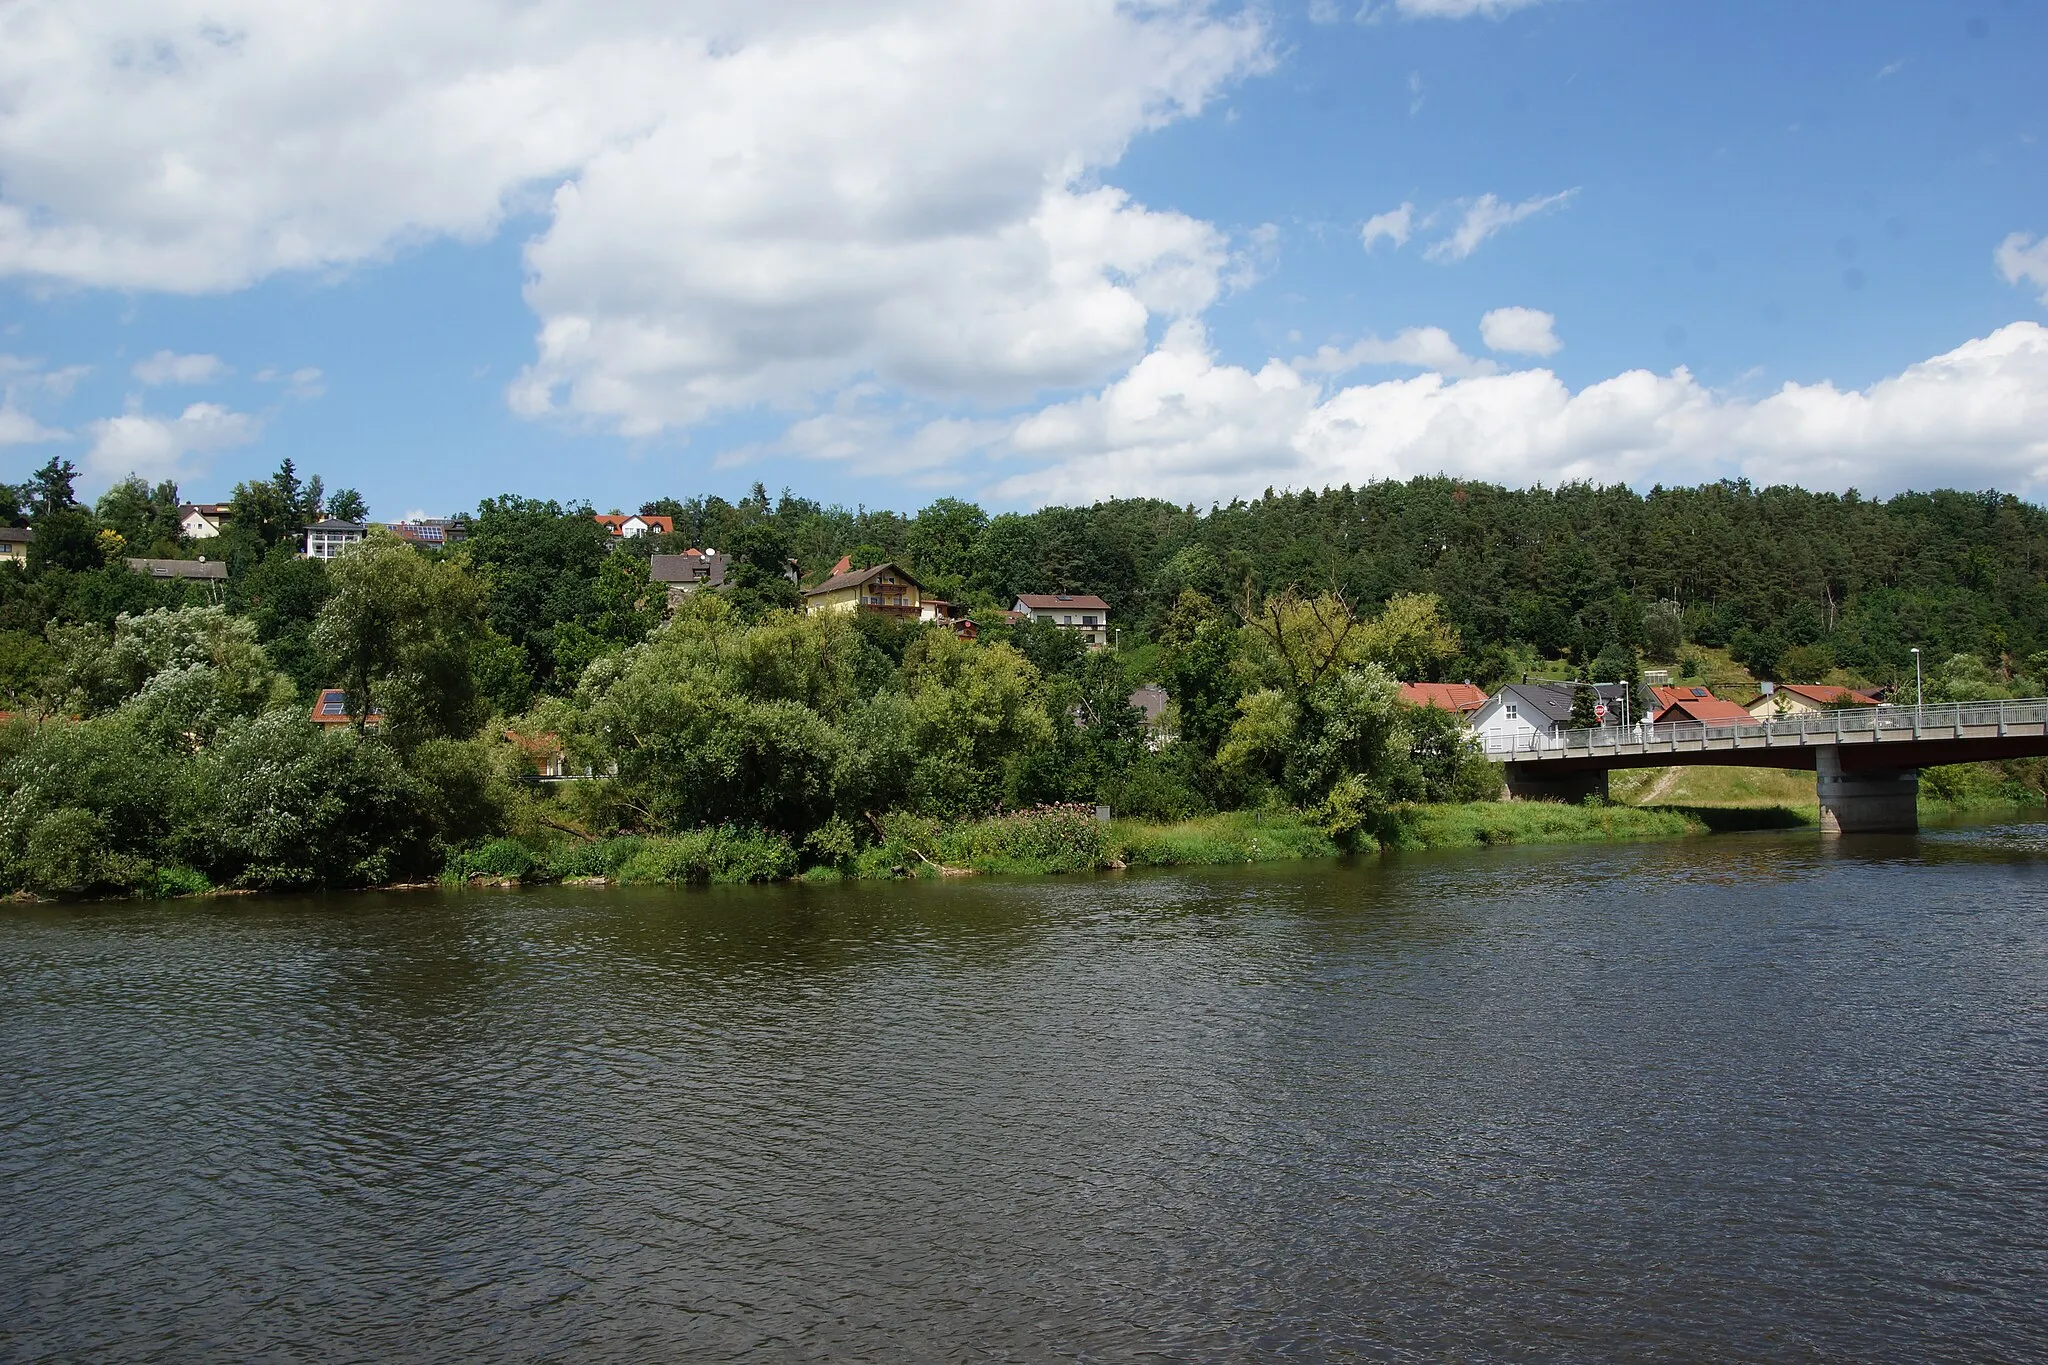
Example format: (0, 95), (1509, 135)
(4, 827), (2047, 1361)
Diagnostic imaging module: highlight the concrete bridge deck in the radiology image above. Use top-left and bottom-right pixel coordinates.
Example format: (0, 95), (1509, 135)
(1485, 698), (2048, 834)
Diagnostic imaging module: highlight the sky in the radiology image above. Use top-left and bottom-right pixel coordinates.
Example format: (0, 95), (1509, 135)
(1, 0), (2045, 520)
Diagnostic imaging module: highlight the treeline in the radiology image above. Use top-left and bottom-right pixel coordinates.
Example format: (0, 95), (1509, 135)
(5, 454), (2047, 896)
(645, 478), (2048, 691)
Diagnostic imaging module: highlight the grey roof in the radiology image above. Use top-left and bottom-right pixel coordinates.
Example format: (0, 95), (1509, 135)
(127, 557), (228, 580)
(0, 526), (33, 542)
(650, 552), (728, 587)
(1495, 681), (1632, 727)
(305, 518), (369, 532)
(1128, 683), (1169, 724)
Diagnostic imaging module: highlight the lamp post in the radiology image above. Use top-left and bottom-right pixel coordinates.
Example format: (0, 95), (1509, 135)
(1911, 647), (1922, 723)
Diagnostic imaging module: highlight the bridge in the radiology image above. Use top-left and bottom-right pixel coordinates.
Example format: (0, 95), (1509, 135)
(1483, 698), (2048, 833)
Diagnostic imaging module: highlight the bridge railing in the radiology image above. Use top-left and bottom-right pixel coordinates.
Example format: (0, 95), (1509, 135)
(1483, 697), (2048, 759)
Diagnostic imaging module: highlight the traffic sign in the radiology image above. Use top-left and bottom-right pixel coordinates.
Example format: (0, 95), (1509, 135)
(1594, 702), (1608, 721)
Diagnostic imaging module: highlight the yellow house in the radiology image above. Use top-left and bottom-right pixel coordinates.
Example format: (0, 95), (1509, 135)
(802, 557), (926, 619)
(1745, 683), (1881, 719)
(0, 527), (31, 566)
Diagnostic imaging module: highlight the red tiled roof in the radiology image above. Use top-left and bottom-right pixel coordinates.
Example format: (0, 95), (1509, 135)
(1398, 681), (1489, 713)
(1653, 695), (1752, 724)
(310, 689), (384, 725)
(592, 514), (674, 536)
(1651, 684), (1719, 709)
(1769, 683), (1879, 707)
(1016, 593), (1109, 611)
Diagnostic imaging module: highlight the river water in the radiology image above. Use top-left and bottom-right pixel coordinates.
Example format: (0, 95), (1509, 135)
(3, 824), (2046, 1361)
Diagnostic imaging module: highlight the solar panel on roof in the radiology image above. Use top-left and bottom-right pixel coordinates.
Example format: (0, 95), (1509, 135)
(1693, 688), (1708, 697)
(321, 695), (346, 715)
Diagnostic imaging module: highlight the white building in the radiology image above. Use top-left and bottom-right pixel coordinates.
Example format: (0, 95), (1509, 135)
(179, 503), (231, 539)
(1012, 593), (1111, 649)
(304, 519), (369, 560)
(1468, 681), (1635, 753)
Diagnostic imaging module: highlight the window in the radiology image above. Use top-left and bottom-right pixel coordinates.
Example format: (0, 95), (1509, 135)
(1082, 615), (1097, 626)
(1505, 704), (1518, 720)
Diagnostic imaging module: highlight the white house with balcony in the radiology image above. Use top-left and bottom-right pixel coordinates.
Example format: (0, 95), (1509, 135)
(1012, 593), (1111, 649)
(304, 519), (369, 560)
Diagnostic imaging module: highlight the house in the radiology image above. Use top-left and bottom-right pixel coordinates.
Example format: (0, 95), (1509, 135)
(387, 518), (468, 548)
(304, 518), (369, 560)
(309, 689), (384, 728)
(178, 504), (231, 539)
(1744, 683), (1881, 720)
(593, 513), (674, 539)
(126, 557), (228, 582)
(650, 549), (730, 606)
(1468, 681), (1635, 750)
(1398, 681), (1490, 715)
(505, 730), (570, 779)
(1129, 683), (1174, 748)
(0, 526), (31, 565)
(1012, 593), (1111, 649)
(803, 557), (926, 618)
(1648, 685), (1752, 726)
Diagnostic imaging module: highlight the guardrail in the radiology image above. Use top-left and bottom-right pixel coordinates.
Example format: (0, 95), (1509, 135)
(1483, 698), (2048, 760)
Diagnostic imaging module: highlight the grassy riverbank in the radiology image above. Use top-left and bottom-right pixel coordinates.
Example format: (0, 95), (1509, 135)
(433, 799), (1714, 889)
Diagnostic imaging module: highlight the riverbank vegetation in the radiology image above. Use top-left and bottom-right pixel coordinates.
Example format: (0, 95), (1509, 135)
(6, 457), (2048, 899)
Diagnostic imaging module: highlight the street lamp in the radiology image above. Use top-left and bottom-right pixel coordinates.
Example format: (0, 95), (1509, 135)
(1911, 646), (1922, 721)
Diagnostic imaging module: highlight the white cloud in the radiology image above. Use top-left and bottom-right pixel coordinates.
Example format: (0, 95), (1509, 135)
(1295, 327), (1495, 378)
(84, 401), (262, 478)
(1479, 306), (1561, 356)
(0, 405), (63, 445)
(1424, 188), (1576, 263)
(979, 321), (2048, 506)
(1876, 59), (1905, 79)
(0, 1), (1267, 436)
(0, 354), (79, 442)
(133, 350), (228, 385)
(1375, 0), (1554, 16)
(1361, 203), (1414, 252)
(1997, 232), (2048, 303)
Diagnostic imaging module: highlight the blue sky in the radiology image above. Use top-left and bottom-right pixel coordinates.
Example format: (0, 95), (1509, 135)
(2, 0), (2044, 520)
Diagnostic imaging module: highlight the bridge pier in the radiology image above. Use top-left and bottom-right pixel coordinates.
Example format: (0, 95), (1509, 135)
(1503, 766), (1608, 804)
(1815, 749), (1918, 834)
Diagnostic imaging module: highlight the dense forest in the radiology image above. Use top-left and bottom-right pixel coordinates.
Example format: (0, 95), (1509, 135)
(4, 453), (2045, 897)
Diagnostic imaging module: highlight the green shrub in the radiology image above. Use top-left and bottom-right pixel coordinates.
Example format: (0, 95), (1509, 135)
(612, 828), (797, 885)
(152, 865), (213, 898)
(932, 805), (1109, 875)
(445, 837), (541, 882)
(1113, 810), (1339, 867)
(19, 807), (151, 896)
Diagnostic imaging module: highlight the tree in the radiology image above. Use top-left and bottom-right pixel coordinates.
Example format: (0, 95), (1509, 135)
(313, 532), (491, 747)
(1570, 678), (1600, 729)
(463, 495), (612, 688)
(1355, 593), (1461, 680)
(1643, 599), (1684, 663)
(30, 457), (78, 517)
(906, 497), (988, 587)
(326, 488), (368, 523)
(95, 476), (184, 553)
(724, 521), (801, 618)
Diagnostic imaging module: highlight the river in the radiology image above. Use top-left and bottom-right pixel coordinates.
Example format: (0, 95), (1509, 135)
(3, 824), (2046, 1361)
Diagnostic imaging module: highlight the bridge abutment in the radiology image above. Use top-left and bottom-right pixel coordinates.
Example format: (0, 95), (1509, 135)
(1815, 750), (1918, 834)
(1503, 766), (1609, 804)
